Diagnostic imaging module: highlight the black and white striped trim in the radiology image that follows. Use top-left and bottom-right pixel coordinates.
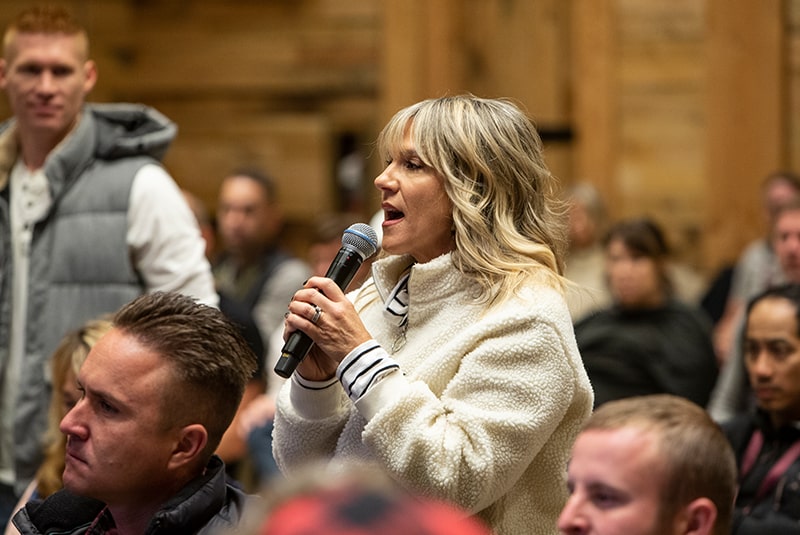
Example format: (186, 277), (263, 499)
(292, 373), (339, 391)
(337, 340), (400, 401)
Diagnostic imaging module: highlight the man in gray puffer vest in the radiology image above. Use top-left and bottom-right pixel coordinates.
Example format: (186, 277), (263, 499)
(0, 6), (217, 524)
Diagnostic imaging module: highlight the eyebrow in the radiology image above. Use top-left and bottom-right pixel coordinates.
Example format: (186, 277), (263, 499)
(76, 379), (125, 408)
(746, 336), (794, 344)
(398, 148), (419, 159)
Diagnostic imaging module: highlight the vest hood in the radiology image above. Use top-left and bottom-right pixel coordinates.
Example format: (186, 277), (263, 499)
(89, 102), (176, 161)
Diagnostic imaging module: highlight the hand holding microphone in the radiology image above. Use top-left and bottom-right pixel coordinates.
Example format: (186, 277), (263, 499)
(274, 223), (379, 379)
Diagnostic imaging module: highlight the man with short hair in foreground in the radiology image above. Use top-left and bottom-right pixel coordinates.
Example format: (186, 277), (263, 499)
(558, 394), (737, 535)
(12, 292), (258, 535)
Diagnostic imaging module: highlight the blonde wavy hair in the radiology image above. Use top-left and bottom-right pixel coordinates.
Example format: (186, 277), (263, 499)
(36, 318), (113, 498)
(376, 94), (569, 304)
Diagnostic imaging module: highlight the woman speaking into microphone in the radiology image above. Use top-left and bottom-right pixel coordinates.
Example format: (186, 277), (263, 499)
(274, 95), (593, 535)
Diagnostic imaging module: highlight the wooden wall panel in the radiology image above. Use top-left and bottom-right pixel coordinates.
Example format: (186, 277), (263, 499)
(570, 0), (618, 209)
(154, 102), (334, 219)
(789, 0), (800, 173)
(571, 0), (790, 275)
(460, 0), (571, 123)
(106, 6), (378, 96)
(380, 0), (573, 184)
(460, 0), (573, 182)
(379, 0), (463, 124)
(617, 0), (706, 267)
(705, 0), (784, 271)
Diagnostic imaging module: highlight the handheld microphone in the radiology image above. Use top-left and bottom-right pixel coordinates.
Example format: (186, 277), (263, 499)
(273, 223), (379, 379)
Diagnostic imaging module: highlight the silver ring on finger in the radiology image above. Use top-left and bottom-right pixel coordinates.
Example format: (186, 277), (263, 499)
(311, 304), (323, 325)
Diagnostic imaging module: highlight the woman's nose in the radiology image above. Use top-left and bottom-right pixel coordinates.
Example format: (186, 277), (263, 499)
(374, 163), (396, 191)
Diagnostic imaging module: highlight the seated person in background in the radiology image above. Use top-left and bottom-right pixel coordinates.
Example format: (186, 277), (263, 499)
(563, 183), (705, 323)
(563, 182), (612, 322)
(3, 318), (112, 535)
(574, 217), (718, 408)
(214, 167), (311, 346)
(722, 283), (800, 534)
(559, 394), (737, 535)
(232, 460), (493, 535)
(713, 170), (800, 364)
(11, 292), (259, 535)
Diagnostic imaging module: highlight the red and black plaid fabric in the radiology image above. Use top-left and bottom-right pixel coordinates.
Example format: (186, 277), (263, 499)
(261, 485), (492, 535)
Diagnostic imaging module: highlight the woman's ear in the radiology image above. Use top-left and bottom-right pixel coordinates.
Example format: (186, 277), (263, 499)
(168, 424), (208, 470)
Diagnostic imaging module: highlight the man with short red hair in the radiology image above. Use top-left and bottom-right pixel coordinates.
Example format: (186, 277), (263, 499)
(0, 6), (216, 523)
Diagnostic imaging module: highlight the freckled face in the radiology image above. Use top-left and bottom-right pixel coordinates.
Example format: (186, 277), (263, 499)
(374, 129), (454, 263)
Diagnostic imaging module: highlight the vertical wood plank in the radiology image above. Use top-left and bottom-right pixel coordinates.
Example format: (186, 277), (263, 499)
(570, 0), (618, 205)
(705, 0), (785, 269)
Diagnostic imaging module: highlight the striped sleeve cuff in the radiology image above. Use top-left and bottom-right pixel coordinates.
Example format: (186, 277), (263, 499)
(292, 373), (339, 391)
(337, 340), (400, 402)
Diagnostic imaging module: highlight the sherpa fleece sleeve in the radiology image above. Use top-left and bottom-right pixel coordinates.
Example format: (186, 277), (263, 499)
(356, 311), (581, 514)
(272, 374), (351, 472)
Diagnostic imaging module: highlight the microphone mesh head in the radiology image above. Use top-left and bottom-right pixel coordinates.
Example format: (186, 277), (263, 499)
(342, 223), (379, 259)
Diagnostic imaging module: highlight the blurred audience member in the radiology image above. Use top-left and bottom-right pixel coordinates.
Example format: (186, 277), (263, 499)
(233, 461), (492, 535)
(564, 182), (612, 322)
(563, 183), (705, 322)
(722, 284), (800, 534)
(574, 217), (718, 407)
(214, 167), (311, 346)
(713, 171), (800, 363)
(559, 394), (737, 535)
(212, 166), (310, 486)
(182, 186), (265, 486)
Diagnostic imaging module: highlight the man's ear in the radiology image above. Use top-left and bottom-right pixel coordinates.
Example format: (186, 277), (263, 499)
(680, 497), (718, 535)
(168, 424), (208, 470)
(82, 60), (97, 94)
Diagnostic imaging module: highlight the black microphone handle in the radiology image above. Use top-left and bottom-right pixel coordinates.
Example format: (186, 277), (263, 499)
(273, 246), (363, 379)
(274, 330), (315, 379)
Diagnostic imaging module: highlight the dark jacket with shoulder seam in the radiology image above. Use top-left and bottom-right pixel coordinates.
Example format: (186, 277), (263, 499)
(11, 455), (255, 535)
(723, 410), (800, 535)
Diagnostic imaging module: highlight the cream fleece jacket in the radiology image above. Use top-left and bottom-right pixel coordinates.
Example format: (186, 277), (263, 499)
(273, 253), (593, 535)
